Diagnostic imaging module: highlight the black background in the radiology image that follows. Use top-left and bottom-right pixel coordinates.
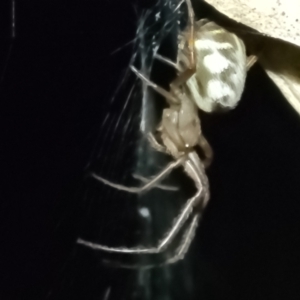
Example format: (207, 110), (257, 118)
(1, 0), (300, 299)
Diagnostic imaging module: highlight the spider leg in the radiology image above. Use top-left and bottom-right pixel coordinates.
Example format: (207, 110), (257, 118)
(170, 0), (196, 89)
(246, 55), (258, 70)
(131, 66), (179, 105)
(198, 135), (213, 168)
(165, 213), (200, 264)
(101, 213), (200, 269)
(154, 53), (180, 71)
(131, 0), (197, 103)
(132, 174), (178, 192)
(77, 179), (204, 254)
(147, 132), (167, 153)
(91, 155), (185, 194)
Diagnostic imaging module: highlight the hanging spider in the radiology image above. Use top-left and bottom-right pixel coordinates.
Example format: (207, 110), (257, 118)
(77, 0), (256, 265)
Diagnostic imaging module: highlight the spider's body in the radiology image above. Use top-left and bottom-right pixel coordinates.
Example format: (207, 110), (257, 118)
(178, 20), (247, 112)
(77, 0), (251, 267)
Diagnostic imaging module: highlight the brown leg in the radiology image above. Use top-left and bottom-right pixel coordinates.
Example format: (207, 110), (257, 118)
(198, 135), (213, 168)
(170, 0), (196, 90)
(246, 55), (258, 70)
(154, 53), (180, 71)
(130, 66), (179, 105)
(148, 132), (166, 153)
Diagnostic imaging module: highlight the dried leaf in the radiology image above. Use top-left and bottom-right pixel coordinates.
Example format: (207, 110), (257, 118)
(204, 0), (300, 47)
(202, 0), (300, 115)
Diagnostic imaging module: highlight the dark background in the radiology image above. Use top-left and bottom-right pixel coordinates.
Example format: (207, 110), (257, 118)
(1, 0), (300, 299)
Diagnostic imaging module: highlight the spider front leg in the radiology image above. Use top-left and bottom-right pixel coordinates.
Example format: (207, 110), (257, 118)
(131, 66), (179, 105)
(131, 0), (197, 103)
(170, 0), (196, 90)
(198, 135), (213, 168)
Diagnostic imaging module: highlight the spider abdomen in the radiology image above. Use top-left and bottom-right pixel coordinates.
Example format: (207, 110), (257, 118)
(178, 21), (247, 112)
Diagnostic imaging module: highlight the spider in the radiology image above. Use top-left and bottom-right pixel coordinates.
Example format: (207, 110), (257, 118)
(77, 0), (255, 265)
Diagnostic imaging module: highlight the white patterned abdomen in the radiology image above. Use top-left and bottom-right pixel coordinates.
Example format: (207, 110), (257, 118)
(178, 21), (247, 112)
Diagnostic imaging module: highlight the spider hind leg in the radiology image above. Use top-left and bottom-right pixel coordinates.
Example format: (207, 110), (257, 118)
(77, 179), (205, 256)
(91, 156), (184, 194)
